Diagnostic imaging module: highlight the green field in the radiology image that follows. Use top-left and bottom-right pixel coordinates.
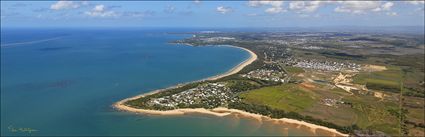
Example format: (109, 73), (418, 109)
(226, 79), (261, 92)
(344, 95), (401, 135)
(284, 66), (305, 74)
(239, 82), (402, 135)
(240, 84), (315, 112)
(353, 66), (402, 93)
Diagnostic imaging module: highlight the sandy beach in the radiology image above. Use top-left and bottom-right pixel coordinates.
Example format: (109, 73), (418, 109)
(206, 45), (258, 80)
(113, 45), (348, 136)
(114, 101), (348, 136)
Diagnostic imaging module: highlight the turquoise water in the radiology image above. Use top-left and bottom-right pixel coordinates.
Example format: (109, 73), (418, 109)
(1, 28), (315, 136)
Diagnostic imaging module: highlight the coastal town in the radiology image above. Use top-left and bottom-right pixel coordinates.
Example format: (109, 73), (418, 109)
(291, 59), (361, 72)
(241, 63), (287, 83)
(2, 1), (424, 137)
(241, 68), (286, 83)
(145, 82), (238, 109)
(119, 31), (425, 137)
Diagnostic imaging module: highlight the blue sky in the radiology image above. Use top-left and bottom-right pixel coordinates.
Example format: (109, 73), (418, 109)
(1, 1), (424, 28)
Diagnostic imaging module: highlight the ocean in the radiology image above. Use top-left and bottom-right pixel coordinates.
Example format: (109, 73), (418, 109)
(1, 28), (315, 136)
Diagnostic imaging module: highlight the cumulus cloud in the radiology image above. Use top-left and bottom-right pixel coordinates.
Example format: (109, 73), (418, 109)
(265, 6), (284, 14)
(382, 2), (394, 10)
(373, 2), (394, 12)
(289, 1), (322, 13)
(334, 1), (394, 14)
(248, 1), (285, 14)
(216, 6), (233, 14)
(248, 1), (283, 7)
(84, 5), (117, 17)
(50, 1), (80, 10)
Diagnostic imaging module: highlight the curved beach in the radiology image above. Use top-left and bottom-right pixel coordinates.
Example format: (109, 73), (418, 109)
(206, 45), (258, 80)
(113, 46), (348, 136)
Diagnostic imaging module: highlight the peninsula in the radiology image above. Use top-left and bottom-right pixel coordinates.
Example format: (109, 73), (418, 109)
(115, 31), (424, 137)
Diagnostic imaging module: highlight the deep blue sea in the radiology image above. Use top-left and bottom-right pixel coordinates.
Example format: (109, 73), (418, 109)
(1, 28), (315, 136)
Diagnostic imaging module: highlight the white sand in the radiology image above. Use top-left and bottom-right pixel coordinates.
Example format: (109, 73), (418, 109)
(113, 46), (347, 136)
(206, 45), (258, 80)
(114, 102), (348, 136)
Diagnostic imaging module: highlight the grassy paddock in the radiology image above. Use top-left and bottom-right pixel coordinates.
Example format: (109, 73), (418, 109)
(353, 66), (402, 93)
(285, 66), (305, 74)
(240, 84), (315, 112)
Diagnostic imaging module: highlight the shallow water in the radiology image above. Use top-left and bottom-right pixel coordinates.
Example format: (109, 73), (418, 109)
(1, 28), (316, 136)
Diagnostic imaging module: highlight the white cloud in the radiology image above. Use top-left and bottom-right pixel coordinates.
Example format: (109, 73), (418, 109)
(50, 1), (80, 10)
(84, 5), (117, 17)
(334, 1), (394, 14)
(296, 13), (321, 18)
(289, 1), (322, 13)
(373, 2), (394, 12)
(334, 7), (349, 13)
(194, 0), (201, 4)
(94, 5), (105, 12)
(381, 2), (394, 11)
(265, 7), (284, 14)
(248, 1), (283, 7)
(407, 1), (425, 5)
(216, 6), (232, 14)
(248, 1), (285, 14)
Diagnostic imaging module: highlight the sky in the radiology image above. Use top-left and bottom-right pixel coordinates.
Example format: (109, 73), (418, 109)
(1, 1), (424, 28)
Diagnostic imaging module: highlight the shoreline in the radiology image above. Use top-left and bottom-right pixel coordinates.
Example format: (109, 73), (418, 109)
(114, 101), (348, 136)
(206, 45), (257, 80)
(113, 45), (348, 136)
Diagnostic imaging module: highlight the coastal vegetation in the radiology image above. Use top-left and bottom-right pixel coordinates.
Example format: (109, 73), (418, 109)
(239, 84), (315, 112)
(119, 31), (424, 136)
(227, 101), (359, 134)
(284, 66), (305, 74)
(353, 66), (403, 93)
(125, 82), (202, 110)
(238, 82), (404, 135)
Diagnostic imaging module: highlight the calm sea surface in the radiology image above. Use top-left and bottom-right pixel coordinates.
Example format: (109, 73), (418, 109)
(1, 28), (315, 136)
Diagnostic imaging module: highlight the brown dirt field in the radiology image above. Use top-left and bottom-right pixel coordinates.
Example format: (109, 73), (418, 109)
(363, 64), (387, 72)
(300, 82), (316, 89)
